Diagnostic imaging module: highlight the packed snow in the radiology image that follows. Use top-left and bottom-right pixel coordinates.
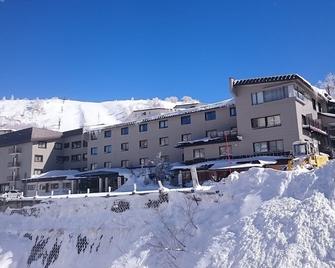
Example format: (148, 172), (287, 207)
(1, 161), (335, 267)
(0, 97), (198, 132)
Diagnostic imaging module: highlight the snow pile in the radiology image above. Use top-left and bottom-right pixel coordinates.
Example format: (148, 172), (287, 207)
(1, 161), (335, 267)
(0, 97), (197, 131)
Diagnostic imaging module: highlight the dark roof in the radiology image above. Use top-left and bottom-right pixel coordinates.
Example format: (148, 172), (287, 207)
(233, 74), (311, 88)
(62, 128), (84, 138)
(0, 127), (62, 147)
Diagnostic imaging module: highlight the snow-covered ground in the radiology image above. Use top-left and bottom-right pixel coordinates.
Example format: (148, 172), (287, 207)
(1, 161), (335, 267)
(0, 97), (198, 131)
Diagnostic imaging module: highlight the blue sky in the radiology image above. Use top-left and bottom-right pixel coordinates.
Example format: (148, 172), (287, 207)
(0, 0), (334, 103)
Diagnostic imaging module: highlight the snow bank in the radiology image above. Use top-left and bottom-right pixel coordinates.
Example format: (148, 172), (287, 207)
(1, 161), (335, 267)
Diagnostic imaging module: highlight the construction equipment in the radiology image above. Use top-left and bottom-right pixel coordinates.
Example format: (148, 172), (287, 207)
(287, 141), (329, 170)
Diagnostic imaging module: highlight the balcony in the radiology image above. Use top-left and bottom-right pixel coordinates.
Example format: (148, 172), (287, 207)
(8, 162), (20, 168)
(8, 147), (22, 155)
(302, 117), (328, 136)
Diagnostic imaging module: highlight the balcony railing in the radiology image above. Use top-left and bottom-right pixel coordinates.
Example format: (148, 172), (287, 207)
(8, 162), (20, 168)
(302, 117), (328, 136)
(8, 147), (22, 154)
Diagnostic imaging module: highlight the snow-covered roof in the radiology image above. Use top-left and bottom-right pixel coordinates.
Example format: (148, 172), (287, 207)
(24, 170), (80, 181)
(89, 99), (235, 131)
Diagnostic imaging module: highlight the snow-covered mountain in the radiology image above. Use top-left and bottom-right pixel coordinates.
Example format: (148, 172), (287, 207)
(1, 162), (335, 267)
(0, 97), (199, 132)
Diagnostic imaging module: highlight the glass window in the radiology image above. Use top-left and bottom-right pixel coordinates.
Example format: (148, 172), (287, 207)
(159, 120), (168, 129)
(139, 158), (149, 166)
(253, 142), (268, 153)
(63, 142), (70, 149)
(104, 130), (112, 138)
(312, 99), (316, 110)
(55, 143), (62, 150)
(159, 137), (169, 146)
(121, 127), (129, 135)
(139, 140), (148, 149)
(72, 141), (81, 149)
(90, 147), (98, 155)
(90, 131), (98, 140)
(121, 160), (129, 168)
(139, 123), (148, 132)
(90, 163), (97, 170)
(181, 133), (191, 141)
(206, 130), (217, 138)
(104, 162), (112, 168)
(71, 154), (81, 161)
(205, 111), (216, 121)
(219, 145), (232, 157)
(121, 143), (129, 151)
(104, 145), (112, 154)
(193, 148), (205, 159)
(33, 169), (43, 175)
(37, 141), (47, 149)
(83, 140), (88, 147)
(51, 183), (59, 190)
(181, 115), (191, 125)
(34, 155), (43, 162)
(83, 153), (87, 161)
(230, 107), (236, 116)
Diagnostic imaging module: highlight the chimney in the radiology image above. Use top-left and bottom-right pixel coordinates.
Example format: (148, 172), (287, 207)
(229, 77), (236, 96)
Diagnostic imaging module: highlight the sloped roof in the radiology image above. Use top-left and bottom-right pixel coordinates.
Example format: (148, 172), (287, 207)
(233, 74), (307, 86)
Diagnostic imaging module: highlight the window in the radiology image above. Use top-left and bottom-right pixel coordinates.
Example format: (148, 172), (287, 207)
(121, 127), (129, 135)
(83, 153), (87, 161)
(302, 115), (307, 125)
(64, 142), (70, 149)
(37, 141), (47, 149)
(159, 120), (168, 129)
(253, 140), (284, 153)
(219, 145), (232, 157)
(159, 137), (169, 146)
(83, 140), (88, 147)
(55, 143), (62, 150)
(33, 169), (43, 175)
(161, 155), (169, 162)
(71, 154), (81, 162)
(139, 123), (148, 132)
(104, 145), (112, 154)
(181, 115), (191, 125)
(34, 155), (43, 162)
(139, 158), (149, 166)
(193, 148), (205, 159)
(91, 147), (98, 155)
(181, 133), (192, 142)
(27, 184), (35, 191)
(230, 107), (236, 116)
(139, 140), (148, 149)
(63, 182), (71, 189)
(293, 143), (307, 155)
(318, 102), (322, 112)
(205, 111), (216, 121)
(104, 130), (112, 138)
(90, 163), (98, 170)
(251, 115), (281, 129)
(104, 162), (112, 168)
(72, 141), (81, 149)
(121, 160), (129, 168)
(63, 156), (70, 162)
(206, 129), (218, 138)
(51, 183), (59, 190)
(56, 156), (65, 163)
(121, 142), (129, 151)
(251, 86), (288, 105)
(312, 99), (316, 110)
(90, 131), (98, 140)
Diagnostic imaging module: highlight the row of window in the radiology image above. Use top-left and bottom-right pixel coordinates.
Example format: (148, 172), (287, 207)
(27, 182), (72, 191)
(251, 85), (305, 106)
(56, 153), (88, 163)
(90, 155), (170, 170)
(93, 108), (237, 140)
(253, 139), (284, 153)
(192, 145), (233, 159)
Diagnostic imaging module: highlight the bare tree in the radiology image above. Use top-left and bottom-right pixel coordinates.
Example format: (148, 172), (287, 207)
(317, 73), (335, 97)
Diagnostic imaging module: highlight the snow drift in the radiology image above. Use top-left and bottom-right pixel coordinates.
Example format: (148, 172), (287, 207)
(1, 161), (335, 268)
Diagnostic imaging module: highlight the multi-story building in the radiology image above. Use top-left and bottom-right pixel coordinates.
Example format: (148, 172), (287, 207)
(0, 127), (88, 192)
(1, 73), (335, 193)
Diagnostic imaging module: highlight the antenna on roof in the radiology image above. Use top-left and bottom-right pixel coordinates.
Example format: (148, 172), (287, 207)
(229, 77), (236, 96)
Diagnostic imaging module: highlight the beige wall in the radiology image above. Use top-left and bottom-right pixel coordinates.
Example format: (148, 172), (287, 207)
(88, 105), (237, 168)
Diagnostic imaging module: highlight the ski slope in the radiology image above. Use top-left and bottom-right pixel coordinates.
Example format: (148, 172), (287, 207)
(0, 97), (197, 131)
(1, 161), (335, 267)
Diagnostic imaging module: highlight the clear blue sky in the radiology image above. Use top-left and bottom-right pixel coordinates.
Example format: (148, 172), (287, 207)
(0, 0), (334, 103)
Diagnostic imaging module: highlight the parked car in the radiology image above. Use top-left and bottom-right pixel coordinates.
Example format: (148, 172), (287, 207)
(1, 190), (23, 200)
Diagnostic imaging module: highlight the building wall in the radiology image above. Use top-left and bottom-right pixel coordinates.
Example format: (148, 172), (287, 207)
(233, 81), (318, 156)
(87, 105), (237, 169)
